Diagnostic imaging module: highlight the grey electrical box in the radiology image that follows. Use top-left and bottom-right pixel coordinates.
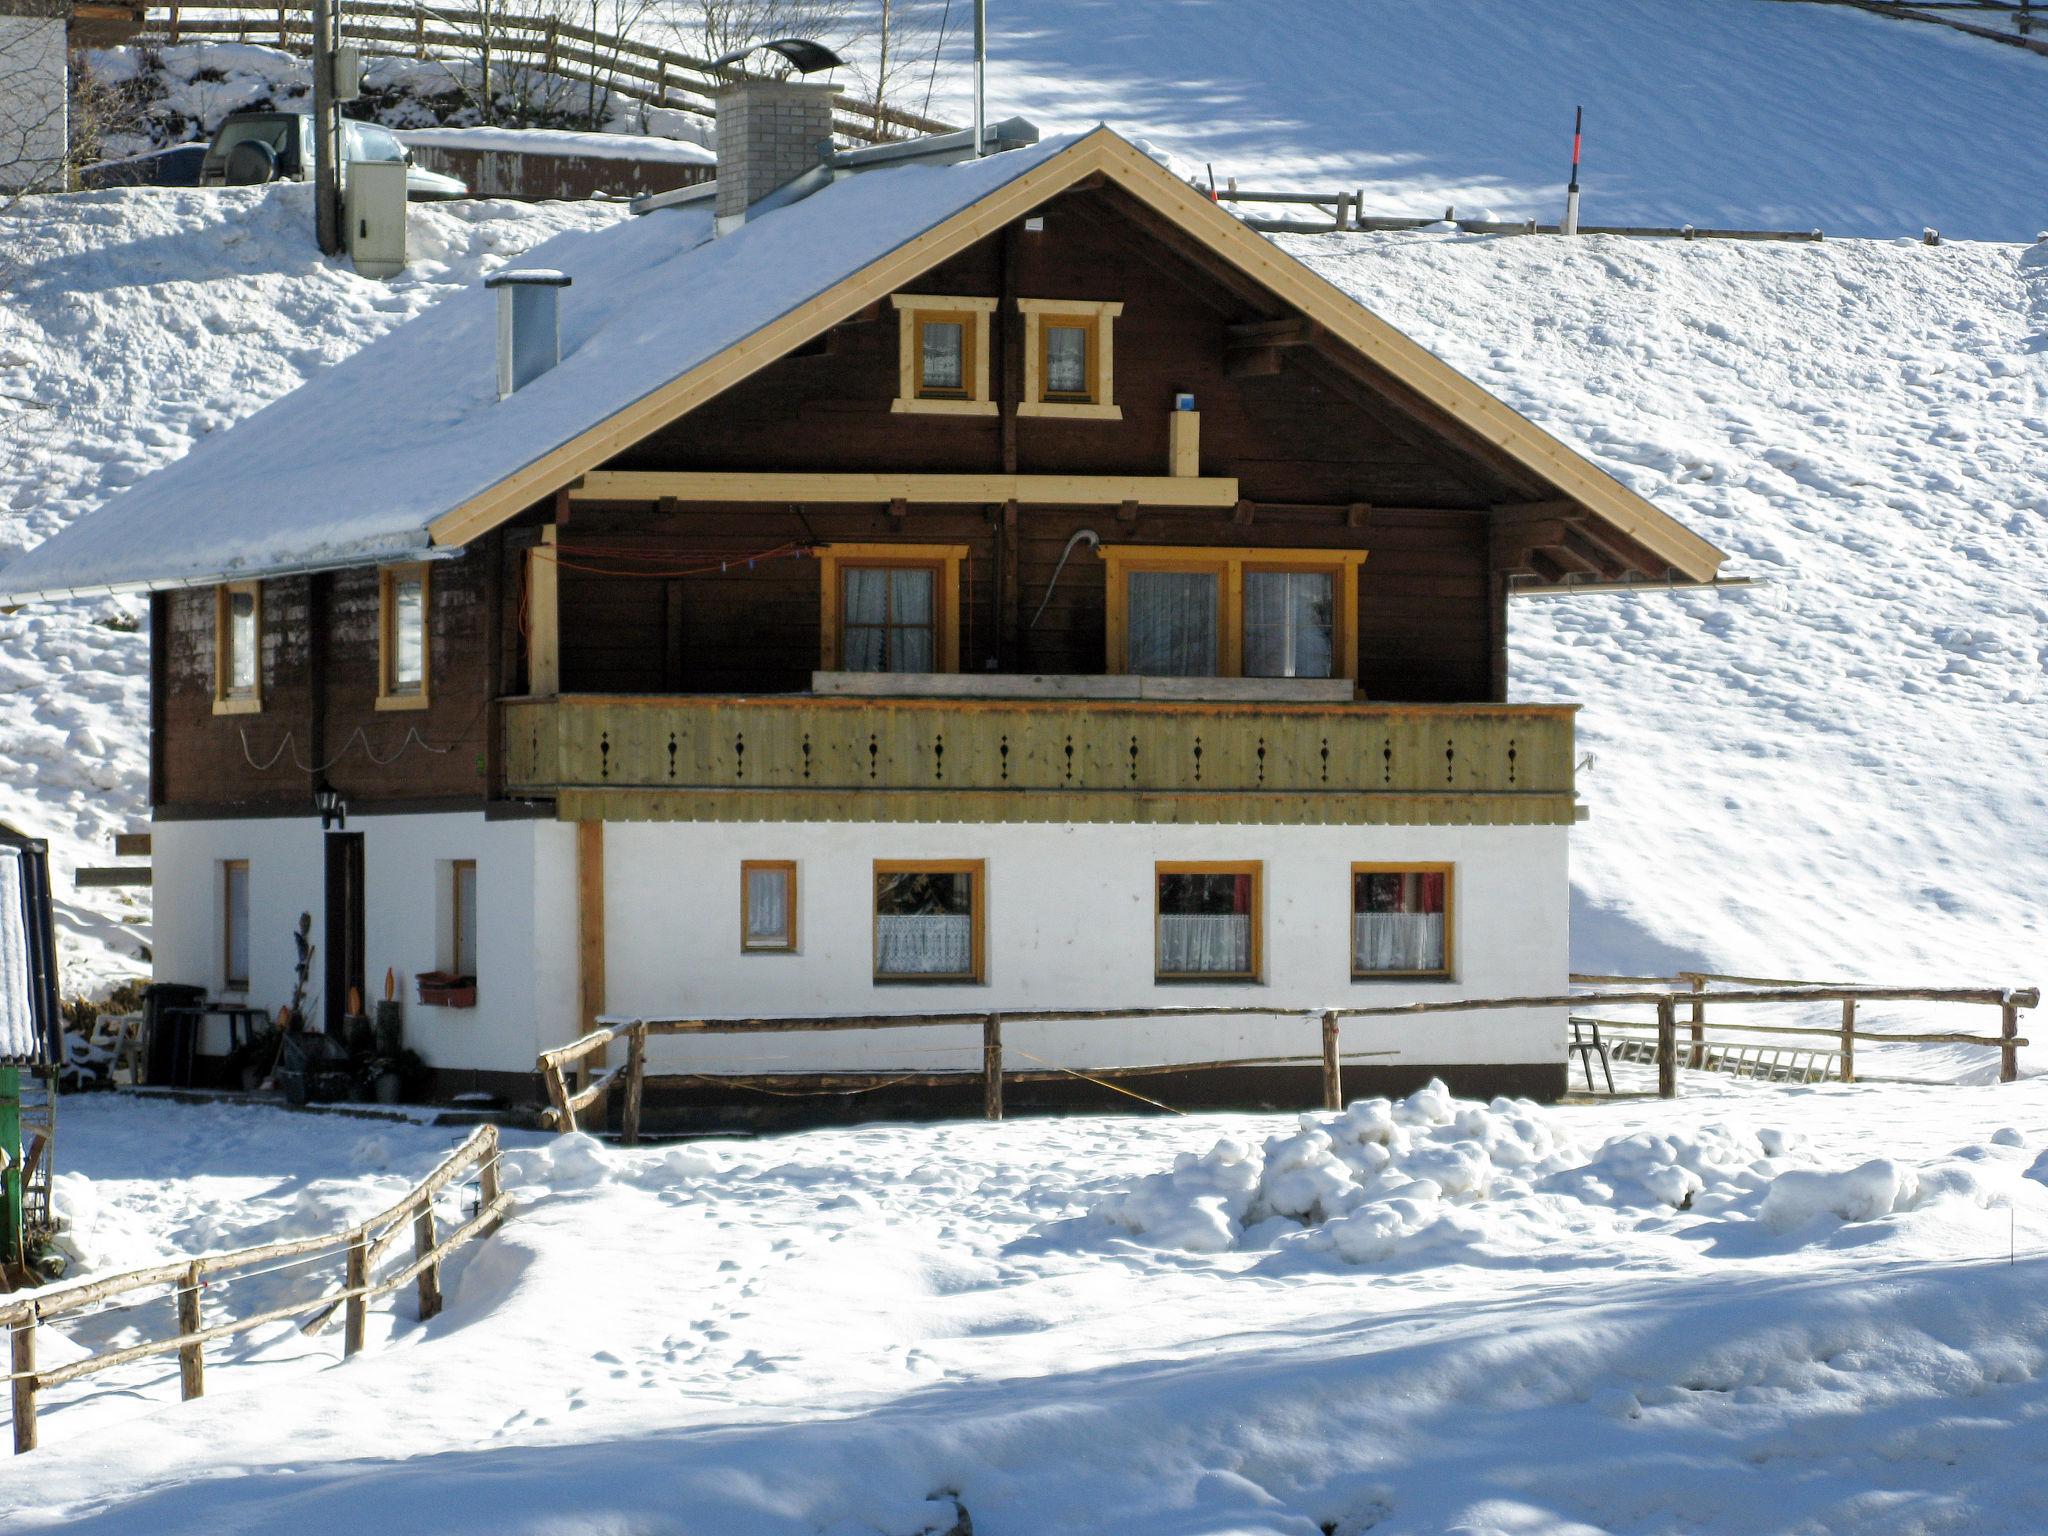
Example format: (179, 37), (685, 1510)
(335, 44), (364, 101)
(345, 159), (408, 279)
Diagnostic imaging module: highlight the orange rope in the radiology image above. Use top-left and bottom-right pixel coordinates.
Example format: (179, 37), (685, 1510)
(531, 542), (814, 581)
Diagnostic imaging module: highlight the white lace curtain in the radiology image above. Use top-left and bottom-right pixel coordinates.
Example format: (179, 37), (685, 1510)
(745, 867), (790, 944)
(876, 914), (973, 975)
(1158, 912), (1251, 975)
(0, 849), (31, 1059)
(1243, 569), (1334, 678)
(1127, 570), (1218, 676)
(843, 567), (935, 673)
(1353, 912), (1445, 973)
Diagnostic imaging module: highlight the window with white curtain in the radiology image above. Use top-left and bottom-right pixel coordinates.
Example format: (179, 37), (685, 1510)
(1353, 866), (1452, 978)
(874, 862), (982, 982)
(378, 562), (431, 708)
(742, 861), (796, 953)
(1243, 569), (1335, 678)
(842, 565), (937, 673)
(214, 582), (262, 713)
(1156, 863), (1260, 981)
(1126, 569), (1219, 676)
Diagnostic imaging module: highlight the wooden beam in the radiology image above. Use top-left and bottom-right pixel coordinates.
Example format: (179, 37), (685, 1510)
(1346, 502), (1372, 531)
(576, 820), (607, 1083)
(527, 527), (560, 696)
(1232, 499), (1255, 526)
(571, 471), (1241, 509)
(113, 832), (152, 858)
(1225, 346), (1283, 379)
(1226, 317), (1317, 349)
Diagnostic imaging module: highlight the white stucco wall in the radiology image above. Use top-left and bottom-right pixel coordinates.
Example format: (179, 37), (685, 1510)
(602, 820), (1570, 1077)
(0, 14), (67, 194)
(152, 811), (575, 1074)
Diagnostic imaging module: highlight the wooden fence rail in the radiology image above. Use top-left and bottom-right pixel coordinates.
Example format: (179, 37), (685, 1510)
(534, 980), (2038, 1141)
(3, 1124), (505, 1455)
(142, 2), (955, 143)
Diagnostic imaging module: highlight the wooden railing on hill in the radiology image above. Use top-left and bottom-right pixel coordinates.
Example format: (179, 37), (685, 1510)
(535, 980), (2038, 1141)
(3, 1124), (506, 1455)
(140, 2), (955, 144)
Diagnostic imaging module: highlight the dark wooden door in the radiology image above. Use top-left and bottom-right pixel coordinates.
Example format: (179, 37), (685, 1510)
(323, 832), (365, 1034)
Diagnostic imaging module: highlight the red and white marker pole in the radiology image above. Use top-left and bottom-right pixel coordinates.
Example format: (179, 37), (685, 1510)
(1563, 105), (1583, 236)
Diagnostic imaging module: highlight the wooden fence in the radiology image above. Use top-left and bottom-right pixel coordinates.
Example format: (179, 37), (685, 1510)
(1209, 184), (1828, 242)
(3, 1123), (506, 1455)
(535, 979), (2038, 1141)
(141, 2), (956, 144)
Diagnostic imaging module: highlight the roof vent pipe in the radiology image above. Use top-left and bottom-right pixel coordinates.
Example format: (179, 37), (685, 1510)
(484, 268), (572, 399)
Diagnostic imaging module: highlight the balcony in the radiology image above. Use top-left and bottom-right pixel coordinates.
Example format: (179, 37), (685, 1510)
(500, 680), (1578, 827)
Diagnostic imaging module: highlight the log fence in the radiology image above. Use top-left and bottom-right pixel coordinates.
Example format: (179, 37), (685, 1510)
(1208, 183), (1830, 242)
(141, 2), (954, 144)
(535, 979), (2038, 1143)
(3, 1124), (506, 1455)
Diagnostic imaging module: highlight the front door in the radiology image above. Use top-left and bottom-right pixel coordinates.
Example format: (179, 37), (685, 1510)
(323, 832), (365, 1033)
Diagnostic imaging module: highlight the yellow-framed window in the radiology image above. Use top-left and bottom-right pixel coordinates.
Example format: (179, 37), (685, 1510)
(213, 581), (263, 715)
(741, 860), (798, 953)
(222, 858), (251, 991)
(377, 562), (431, 709)
(874, 859), (985, 983)
(1352, 864), (1454, 980)
(1017, 299), (1123, 419)
(890, 295), (997, 416)
(1100, 545), (1366, 682)
(1155, 861), (1262, 982)
(816, 543), (966, 673)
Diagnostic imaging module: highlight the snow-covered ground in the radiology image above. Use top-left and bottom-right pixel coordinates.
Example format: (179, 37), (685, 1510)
(7, 1081), (2048, 1532)
(0, 185), (623, 985)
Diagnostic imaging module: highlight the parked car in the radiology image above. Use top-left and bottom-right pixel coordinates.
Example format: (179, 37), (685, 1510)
(198, 111), (469, 201)
(80, 142), (209, 190)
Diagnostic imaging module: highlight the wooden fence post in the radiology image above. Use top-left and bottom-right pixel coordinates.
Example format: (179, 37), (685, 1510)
(276, 2), (287, 44)
(477, 1128), (505, 1237)
(544, 1058), (575, 1133)
(415, 8), (427, 58)
(982, 1013), (1003, 1120)
(177, 1262), (204, 1401)
(343, 1232), (369, 1359)
(2001, 1000), (2020, 1084)
(1840, 998), (1856, 1084)
(168, 3), (181, 42)
(1655, 995), (1678, 1099)
(413, 1206), (442, 1321)
(1687, 973), (1706, 1069)
(10, 1308), (35, 1454)
(622, 1022), (647, 1146)
(1321, 1010), (1342, 1110)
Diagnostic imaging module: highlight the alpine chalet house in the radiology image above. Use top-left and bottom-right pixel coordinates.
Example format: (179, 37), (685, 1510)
(0, 85), (1725, 1113)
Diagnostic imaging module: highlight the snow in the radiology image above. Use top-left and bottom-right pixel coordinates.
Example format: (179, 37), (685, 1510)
(0, 134), (1077, 601)
(0, 184), (621, 987)
(397, 124), (716, 164)
(7, 1079), (2048, 1531)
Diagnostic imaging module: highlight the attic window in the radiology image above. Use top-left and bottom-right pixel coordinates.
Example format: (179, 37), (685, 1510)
(1018, 299), (1123, 420)
(891, 295), (996, 416)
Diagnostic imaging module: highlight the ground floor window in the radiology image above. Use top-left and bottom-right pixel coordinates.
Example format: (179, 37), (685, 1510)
(222, 859), (250, 991)
(448, 859), (478, 980)
(873, 860), (984, 982)
(742, 860), (797, 952)
(1353, 864), (1452, 978)
(1155, 862), (1261, 981)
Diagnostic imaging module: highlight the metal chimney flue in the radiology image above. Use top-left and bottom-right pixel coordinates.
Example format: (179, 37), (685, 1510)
(485, 268), (572, 399)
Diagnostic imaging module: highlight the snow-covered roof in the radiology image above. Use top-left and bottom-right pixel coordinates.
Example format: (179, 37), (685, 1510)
(0, 124), (1721, 603)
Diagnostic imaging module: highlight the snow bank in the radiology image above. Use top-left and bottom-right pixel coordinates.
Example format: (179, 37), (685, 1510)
(1083, 1082), (2036, 1264)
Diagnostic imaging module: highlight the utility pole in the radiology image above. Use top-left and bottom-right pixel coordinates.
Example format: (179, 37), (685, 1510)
(971, 0), (985, 158)
(311, 0), (344, 255)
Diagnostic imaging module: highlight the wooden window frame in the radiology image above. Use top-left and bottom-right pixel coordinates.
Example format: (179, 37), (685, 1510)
(1154, 860), (1262, 984)
(1350, 862), (1455, 982)
(741, 860), (799, 954)
(222, 858), (250, 991)
(377, 562), (432, 711)
(1017, 299), (1123, 420)
(891, 295), (997, 416)
(872, 858), (986, 985)
(212, 581), (263, 715)
(450, 858), (478, 979)
(1100, 544), (1366, 684)
(817, 543), (966, 673)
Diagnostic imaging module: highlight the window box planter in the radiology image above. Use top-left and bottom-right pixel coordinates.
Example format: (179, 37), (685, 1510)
(415, 971), (477, 1009)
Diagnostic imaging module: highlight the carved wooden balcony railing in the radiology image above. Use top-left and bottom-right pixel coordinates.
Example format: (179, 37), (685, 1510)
(499, 693), (1578, 826)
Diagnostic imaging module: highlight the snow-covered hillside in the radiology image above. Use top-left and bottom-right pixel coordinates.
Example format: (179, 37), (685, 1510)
(7, 1081), (2048, 1531)
(3, 186), (2044, 1027)
(0, 186), (623, 985)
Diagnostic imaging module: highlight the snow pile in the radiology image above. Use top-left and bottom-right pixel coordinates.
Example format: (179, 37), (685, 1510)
(0, 185), (621, 991)
(1086, 1082), (2026, 1263)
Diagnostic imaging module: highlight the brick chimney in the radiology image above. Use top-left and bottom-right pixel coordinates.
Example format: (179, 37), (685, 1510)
(714, 77), (840, 229)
